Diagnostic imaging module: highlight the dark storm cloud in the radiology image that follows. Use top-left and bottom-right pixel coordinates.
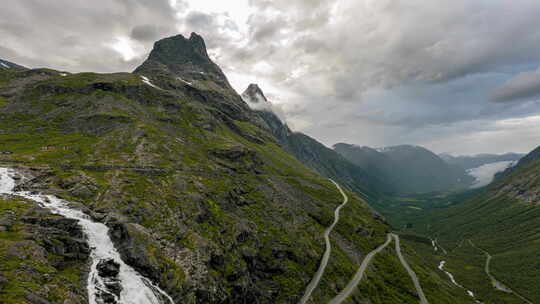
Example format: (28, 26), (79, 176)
(131, 25), (173, 42)
(0, 22), (32, 37)
(0, 0), (181, 72)
(185, 11), (216, 29)
(235, 0), (540, 97)
(250, 18), (284, 43)
(491, 67), (540, 102)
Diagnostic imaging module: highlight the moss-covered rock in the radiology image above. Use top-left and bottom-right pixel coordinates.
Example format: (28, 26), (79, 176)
(0, 195), (88, 303)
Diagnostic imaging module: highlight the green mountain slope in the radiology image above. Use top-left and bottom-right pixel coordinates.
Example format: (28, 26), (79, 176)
(418, 145), (540, 303)
(495, 145), (540, 179)
(0, 33), (470, 303)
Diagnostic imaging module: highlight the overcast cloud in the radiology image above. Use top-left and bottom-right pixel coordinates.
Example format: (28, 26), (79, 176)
(1, 0), (539, 155)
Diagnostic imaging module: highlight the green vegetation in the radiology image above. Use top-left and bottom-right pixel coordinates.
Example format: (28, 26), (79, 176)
(390, 157), (540, 303)
(0, 196), (87, 303)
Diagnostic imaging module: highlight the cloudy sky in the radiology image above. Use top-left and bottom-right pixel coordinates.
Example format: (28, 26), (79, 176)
(2, 0), (540, 155)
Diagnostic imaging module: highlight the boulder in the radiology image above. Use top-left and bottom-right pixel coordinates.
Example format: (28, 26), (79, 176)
(97, 259), (120, 278)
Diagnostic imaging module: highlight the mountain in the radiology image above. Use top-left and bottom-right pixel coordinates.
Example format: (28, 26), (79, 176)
(419, 144), (540, 303)
(334, 143), (474, 194)
(495, 145), (540, 179)
(440, 153), (524, 170)
(241, 83), (269, 106)
(0, 33), (468, 303)
(240, 84), (387, 199)
(0, 58), (27, 71)
(134, 33), (232, 91)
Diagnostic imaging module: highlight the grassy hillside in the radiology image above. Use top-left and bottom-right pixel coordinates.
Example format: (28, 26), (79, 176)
(401, 150), (540, 303)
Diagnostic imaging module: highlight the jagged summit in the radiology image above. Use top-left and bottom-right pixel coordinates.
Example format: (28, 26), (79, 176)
(241, 84), (274, 112)
(242, 84), (269, 104)
(240, 83), (291, 139)
(134, 32), (233, 91)
(144, 32), (210, 66)
(241, 84), (289, 126)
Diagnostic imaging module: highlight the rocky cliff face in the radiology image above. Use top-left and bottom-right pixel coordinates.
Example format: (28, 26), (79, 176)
(495, 145), (540, 203)
(134, 32), (233, 93)
(241, 84), (291, 139)
(0, 59), (27, 70)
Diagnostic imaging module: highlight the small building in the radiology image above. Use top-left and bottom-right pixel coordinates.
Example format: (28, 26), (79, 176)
(41, 146), (57, 151)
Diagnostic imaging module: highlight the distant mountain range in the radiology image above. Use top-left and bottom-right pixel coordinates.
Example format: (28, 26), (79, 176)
(439, 152), (524, 170)
(333, 143), (474, 194)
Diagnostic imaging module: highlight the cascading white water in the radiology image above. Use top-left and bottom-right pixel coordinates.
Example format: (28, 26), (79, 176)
(0, 167), (174, 304)
(438, 260), (481, 303)
(0, 167), (15, 193)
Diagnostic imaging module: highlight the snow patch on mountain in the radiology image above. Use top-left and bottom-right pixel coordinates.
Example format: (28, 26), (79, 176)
(140, 76), (162, 90)
(177, 77), (193, 86)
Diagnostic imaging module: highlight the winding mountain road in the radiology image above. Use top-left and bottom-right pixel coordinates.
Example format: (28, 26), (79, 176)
(298, 179), (349, 304)
(393, 234), (429, 304)
(298, 180), (430, 304)
(468, 240), (533, 304)
(328, 234), (393, 304)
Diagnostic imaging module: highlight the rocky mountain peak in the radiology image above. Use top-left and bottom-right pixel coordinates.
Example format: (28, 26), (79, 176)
(145, 32), (211, 67)
(134, 32), (233, 90)
(241, 83), (270, 104)
(188, 32), (209, 58)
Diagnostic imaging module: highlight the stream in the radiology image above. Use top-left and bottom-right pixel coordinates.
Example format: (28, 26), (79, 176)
(438, 260), (481, 303)
(0, 167), (174, 304)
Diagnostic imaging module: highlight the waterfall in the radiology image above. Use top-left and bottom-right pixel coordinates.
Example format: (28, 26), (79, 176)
(0, 167), (174, 304)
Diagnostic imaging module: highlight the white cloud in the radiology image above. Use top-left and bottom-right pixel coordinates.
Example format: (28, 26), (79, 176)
(108, 37), (138, 61)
